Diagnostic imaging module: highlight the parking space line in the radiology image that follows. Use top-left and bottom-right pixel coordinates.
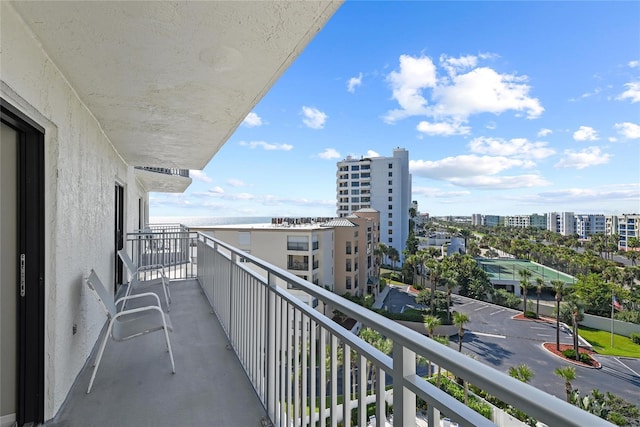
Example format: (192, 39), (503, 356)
(474, 306), (486, 311)
(471, 331), (506, 339)
(489, 309), (505, 316)
(615, 358), (640, 377)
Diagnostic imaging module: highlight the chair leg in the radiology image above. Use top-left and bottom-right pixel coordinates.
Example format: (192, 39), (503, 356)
(161, 276), (171, 312)
(87, 321), (114, 393)
(162, 323), (176, 374)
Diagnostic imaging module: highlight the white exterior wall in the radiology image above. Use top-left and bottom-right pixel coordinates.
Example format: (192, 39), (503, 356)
(1, 3), (147, 419)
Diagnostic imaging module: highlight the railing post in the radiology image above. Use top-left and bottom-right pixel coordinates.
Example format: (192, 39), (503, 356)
(266, 272), (277, 422)
(229, 251), (236, 346)
(392, 342), (416, 427)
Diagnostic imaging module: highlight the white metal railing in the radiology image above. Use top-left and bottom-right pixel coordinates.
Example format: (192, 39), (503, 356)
(195, 232), (613, 427)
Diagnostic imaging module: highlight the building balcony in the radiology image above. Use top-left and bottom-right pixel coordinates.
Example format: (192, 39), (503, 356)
(49, 229), (611, 427)
(134, 167), (193, 193)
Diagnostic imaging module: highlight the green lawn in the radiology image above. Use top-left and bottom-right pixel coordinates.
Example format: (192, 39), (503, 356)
(579, 327), (640, 358)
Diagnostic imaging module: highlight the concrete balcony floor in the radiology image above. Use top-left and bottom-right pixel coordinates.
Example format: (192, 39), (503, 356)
(46, 279), (268, 427)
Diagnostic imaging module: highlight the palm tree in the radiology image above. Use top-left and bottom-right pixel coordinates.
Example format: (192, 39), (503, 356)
(535, 277), (544, 318)
(433, 335), (449, 387)
(554, 366), (576, 402)
(508, 363), (534, 383)
(550, 280), (566, 351)
(426, 259), (443, 315)
(518, 269), (532, 315)
(453, 312), (470, 352)
(565, 297), (584, 359)
(423, 315), (441, 338)
(442, 272), (457, 322)
(423, 315), (440, 376)
(388, 246), (400, 274)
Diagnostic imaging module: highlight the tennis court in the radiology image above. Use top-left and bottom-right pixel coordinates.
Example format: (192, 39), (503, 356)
(477, 258), (575, 285)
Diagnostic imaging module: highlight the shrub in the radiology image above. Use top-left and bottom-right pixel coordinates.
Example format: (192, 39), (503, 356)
(562, 348), (591, 363)
(524, 310), (537, 319)
(631, 333), (640, 345)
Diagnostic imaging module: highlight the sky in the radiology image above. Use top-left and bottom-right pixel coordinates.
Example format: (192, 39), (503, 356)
(150, 1), (640, 220)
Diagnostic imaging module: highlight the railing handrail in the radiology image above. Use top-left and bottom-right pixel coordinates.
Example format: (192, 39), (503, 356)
(196, 231), (613, 427)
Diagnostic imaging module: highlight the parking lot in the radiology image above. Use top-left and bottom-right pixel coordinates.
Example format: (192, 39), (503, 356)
(383, 287), (640, 404)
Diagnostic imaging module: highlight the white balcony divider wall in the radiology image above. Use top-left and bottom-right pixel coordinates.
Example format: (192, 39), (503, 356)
(195, 232), (611, 427)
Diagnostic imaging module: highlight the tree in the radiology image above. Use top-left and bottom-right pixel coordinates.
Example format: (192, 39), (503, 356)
(572, 273), (612, 317)
(426, 259), (443, 314)
(518, 269), (532, 315)
(453, 312), (470, 352)
(387, 246), (400, 273)
(551, 280), (567, 351)
(535, 277), (544, 318)
(508, 363), (534, 383)
(563, 295), (585, 359)
(423, 315), (441, 338)
(554, 366), (576, 402)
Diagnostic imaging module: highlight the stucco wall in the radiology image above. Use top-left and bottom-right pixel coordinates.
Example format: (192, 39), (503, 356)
(1, 3), (146, 419)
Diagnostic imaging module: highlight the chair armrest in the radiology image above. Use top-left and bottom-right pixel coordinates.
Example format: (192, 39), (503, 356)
(115, 291), (162, 310)
(113, 304), (170, 328)
(137, 263), (166, 272)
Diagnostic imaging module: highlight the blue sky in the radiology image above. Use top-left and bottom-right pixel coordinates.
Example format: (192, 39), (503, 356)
(151, 1), (640, 220)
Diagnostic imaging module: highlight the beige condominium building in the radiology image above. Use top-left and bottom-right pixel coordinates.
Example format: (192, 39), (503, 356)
(192, 209), (380, 312)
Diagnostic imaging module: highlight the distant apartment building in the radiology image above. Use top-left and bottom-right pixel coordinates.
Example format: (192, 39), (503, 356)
(618, 213), (640, 250)
(192, 210), (380, 307)
(547, 212), (576, 236)
(336, 148), (411, 261)
(605, 215), (619, 236)
(472, 214), (501, 227)
(504, 214), (546, 229)
(574, 214), (606, 239)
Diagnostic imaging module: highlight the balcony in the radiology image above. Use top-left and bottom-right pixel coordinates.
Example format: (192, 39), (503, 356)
(49, 228), (610, 427)
(134, 167), (192, 193)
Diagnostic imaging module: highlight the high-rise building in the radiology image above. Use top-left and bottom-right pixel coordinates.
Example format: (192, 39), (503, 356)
(547, 212), (575, 236)
(618, 214), (640, 250)
(504, 214), (546, 229)
(336, 148), (411, 261)
(574, 214), (606, 239)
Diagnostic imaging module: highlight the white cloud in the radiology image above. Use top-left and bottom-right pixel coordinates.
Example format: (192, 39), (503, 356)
(412, 186), (471, 197)
(410, 155), (535, 179)
(573, 126), (599, 141)
(226, 178), (246, 187)
(449, 174), (550, 189)
(430, 67), (544, 120)
(242, 112), (264, 127)
(189, 170), (212, 183)
(301, 106), (328, 129)
(209, 186), (224, 194)
(383, 55), (437, 122)
(347, 72), (363, 93)
(614, 122), (640, 140)
(520, 183), (640, 204)
(617, 81), (640, 103)
(416, 120), (470, 136)
(555, 146), (611, 169)
(468, 137), (555, 160)
(537, 128), (552, 137)
(366, 150), (380, 157)
(239, 140), (293, 151)
(629, 60), (639, 69)
(318, 148), (341, 159)
(439, 54), (478, 77)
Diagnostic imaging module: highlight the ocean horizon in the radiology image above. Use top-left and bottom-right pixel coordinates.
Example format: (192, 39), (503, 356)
(150, 216), (272, 227)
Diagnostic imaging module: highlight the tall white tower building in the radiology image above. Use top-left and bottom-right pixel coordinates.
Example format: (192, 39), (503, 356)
(336, 148), (411, 261)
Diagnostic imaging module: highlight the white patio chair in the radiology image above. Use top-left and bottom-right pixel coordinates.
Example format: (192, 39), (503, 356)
(118, 249), (171, 311)
(85, 269), (175, 393)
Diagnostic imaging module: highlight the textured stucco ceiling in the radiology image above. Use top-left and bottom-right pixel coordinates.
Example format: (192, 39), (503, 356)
(11, 1), (342, 170)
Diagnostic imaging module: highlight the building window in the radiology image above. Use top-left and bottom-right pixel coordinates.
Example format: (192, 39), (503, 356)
(351, 197), (360, 203)
(352, 182), (360, 187)
(388, 196), (392, 201)
(346, 259), (352, 272)
(346, 241), (352, 255)
(287, 235), (309, 251)
(388, 238), (393, 243)
(388, 213), (393, 218)
(388, 221), (393, 226)
(388, 180), (392, 185)
(351, 205), (359, 211)
(351, 173), (359, 179)
(351, 189), (360, 195)
(346, 277), (352, 289)
(388, 229), (393, 234)
(388, 171), (393, 177)
(388, 205), (393, 209)
(388, 163), (393, 169)
(351, 165), (360, 171)
(388, 188), (392, 194)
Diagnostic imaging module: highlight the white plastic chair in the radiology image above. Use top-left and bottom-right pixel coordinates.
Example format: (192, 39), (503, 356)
(118, 249), (171, 311)
(85, 269), (175, 393)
